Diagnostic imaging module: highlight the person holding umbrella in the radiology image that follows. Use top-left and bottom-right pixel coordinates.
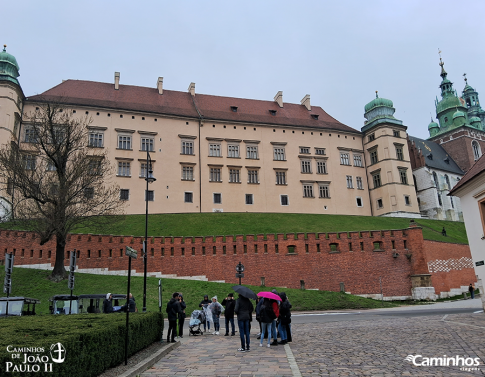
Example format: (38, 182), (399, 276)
(234, 292), (255, 352)
(259, 298), (276, 348)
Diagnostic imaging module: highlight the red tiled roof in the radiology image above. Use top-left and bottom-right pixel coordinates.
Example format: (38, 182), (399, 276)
(449, 153), (485, 195)
(26, 80), (359, 133)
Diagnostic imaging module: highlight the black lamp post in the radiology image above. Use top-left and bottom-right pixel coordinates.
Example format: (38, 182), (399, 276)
(143, 149), (156, 312)
(236, 261), (245, 285)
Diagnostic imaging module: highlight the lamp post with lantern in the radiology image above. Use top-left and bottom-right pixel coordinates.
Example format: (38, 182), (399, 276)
(235, 262), (245, 285)
(143, 149), (156, 312)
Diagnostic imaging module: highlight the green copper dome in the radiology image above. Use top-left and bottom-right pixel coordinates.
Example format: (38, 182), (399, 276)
(0, 45), (20, 86)
(436, 95), (463, 114)
(470, 116), (481, 123)
(364, 94), (393, 113)
(452, 109), (465, 119)
(428, 120), (439, 130)
(464, 84), (474, 92)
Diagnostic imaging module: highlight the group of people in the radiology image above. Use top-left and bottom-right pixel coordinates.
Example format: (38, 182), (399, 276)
(102, 293), (137, 313)
(167, 289), (292, 352)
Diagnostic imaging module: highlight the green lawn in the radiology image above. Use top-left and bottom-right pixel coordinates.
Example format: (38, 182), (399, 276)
(1, 267), (398, 315)
(66, 213), (467, 244)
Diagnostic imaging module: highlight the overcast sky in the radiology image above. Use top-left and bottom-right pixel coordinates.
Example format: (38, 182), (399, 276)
(3, 1), (484, 140)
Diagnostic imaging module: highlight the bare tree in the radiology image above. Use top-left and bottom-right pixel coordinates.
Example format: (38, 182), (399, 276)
(0, 100), (124, 281)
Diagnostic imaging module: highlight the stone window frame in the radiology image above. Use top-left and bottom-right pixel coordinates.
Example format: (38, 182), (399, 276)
(179, 134), (197, 155)
(180, 162), (196, 181)
(398, 167), (408, 185)
(346, 175), (354, 189)
(184, 191), (193, 203)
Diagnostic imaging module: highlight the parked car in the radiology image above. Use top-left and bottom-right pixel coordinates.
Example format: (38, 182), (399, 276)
(49, 294), (126, 314)
(0, 297), (41, 316)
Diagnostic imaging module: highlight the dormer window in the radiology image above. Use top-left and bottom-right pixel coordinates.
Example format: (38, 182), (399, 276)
(231, 106), (238, 112)
(444, 156), (450, 164)
(427, 153), (433, 160)
(311, 114), (319, 120)
(269, 110), (277, 116)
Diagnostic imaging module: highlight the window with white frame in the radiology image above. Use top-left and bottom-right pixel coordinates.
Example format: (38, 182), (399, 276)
(245, 194), (253, 205)
(229, 169), (240, 183)
(118, 162), (131, 177)
(356, 176), (363, 190)
(141, 137), (154, 152)
(276, 171), (286, 185)
(213, 193), (222, 204)
(317, 160), (327, 174)
(346, 175), (353, 189)
(301, 160), (312, 173)
(23, 155), (36, 170)
(472, 141), (481, 160)
(140, 162), (152, 178)
(182, 166), (194, 181)
(120, 189), (129, 201)
(353, 154), (363, 167)
(248, 170), (259, 184)
(24, 126), (38, 143)
(246, 145), (258, 159)
(89, 132), (104, 147)
(273, 147), (286, 161)
(303, 184), (314, 198)
(319, 184), (330, 198)
(210, 168), (221, 182)
(181, 140), (194, 155)
(209, 143), (221, 157)
(299, 147), (310, 154)
(315, 148), (326, 155)
(356, 197), (363, 207)
(340, 153), (350, 165)
(228, 145), (240, 158)
(118, 135), (132, 150)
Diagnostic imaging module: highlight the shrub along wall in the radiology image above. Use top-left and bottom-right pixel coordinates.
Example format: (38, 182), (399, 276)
(0, 312), (163, 377)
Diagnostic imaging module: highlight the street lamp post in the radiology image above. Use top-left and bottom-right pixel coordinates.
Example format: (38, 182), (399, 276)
(235, 261), (245, 285)
(143, 148), (156, 312)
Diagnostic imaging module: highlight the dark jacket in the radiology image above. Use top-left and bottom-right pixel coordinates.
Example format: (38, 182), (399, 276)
(279, 293), (292, 325)
(199, 298), (211, 308)
(179, 300), (186, 320)
(103, 299), (113, 314)
(221, 298), (236, 318)
(260, 301), (276, 323)
(166, 298), (181, 321)
(121, 297), (136, 313)
(234, 296), (253, 321)
(255, 298), (263, 320)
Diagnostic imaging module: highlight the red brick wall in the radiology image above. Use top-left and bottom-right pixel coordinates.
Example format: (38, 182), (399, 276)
(0, 227), (473, 298)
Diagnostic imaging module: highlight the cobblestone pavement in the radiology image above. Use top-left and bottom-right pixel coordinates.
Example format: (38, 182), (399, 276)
(143, 313), (485, 377)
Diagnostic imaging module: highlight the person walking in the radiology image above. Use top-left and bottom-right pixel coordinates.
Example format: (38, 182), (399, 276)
(209, 296), (223, 335)
(178, 295), (186, 338)
(278, 292), (291, 345)
(235, 294), (254, 352)
(469, 283), (475, 299)
(166, 292), (181, 343)
(259, 298), (276, 348)
(199, 294), (211, 332)
(222, 293), (236, 336)
(103, 293), (114, 313)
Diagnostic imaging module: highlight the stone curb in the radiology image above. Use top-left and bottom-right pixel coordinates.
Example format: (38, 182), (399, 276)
(117, 341), (180, 377)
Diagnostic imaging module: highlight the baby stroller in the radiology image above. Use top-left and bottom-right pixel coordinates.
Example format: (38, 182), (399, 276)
(189, 309), (206, 336)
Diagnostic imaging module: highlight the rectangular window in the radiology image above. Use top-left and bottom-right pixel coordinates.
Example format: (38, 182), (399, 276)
(280, 195), (289, 206)
(24, 126), (38, 143)
(182, 166), (194, 181)
(340, 153), (350, 165)
(89, 132), (104, 147)
(317, 161), (327, 174)
(245, 194), (253, 205)
(47, 161), (57, 171)
(399, 169), (408, 185)
(185, 192), (193, 203)
(229, 169), (240, 183)
(404, 195), (411, 205)
(118, 162), (131, 177)
(120, 189), (129, 200)
(315, 148), (326, 155)
(84, 187), (94, 199)
(145, 190), (154, 201)
(353, 155), (363, 167)
(6, 179), (13, 196)
(140, 163), (153, 178)
(301, 160), (312, 173)
(228, 145), (240, 158)
(346, 175), (353, 189)
(141, 138), (154, 152)
(377, 198), (383, 208)
(213, 193), (222, 204)
(209, 144), (221, 157)
(299, 147), (310, 154)
(88, 159), (102, 175)
(319, 184), (330, 198)
(23, 155), (36, 170)
(370, 149), (378, 164)
(396, 146), (404, 161)
(273, 147), (285, 161)
(372, 173), (381, 188)
(210, 168), (221, 182)
(276, 171), (286, 185)
(303, 184), (314, 198)
(356, 176), (363, 190)
(118, 135), (132, 150)
(356, 197), (363, 207)
(393, 130), (400, 137)
(248, 170), (259, 184)
(368, 133), (375, 142)
(246, 145), (258, 159)
(182, 141), (193, 155)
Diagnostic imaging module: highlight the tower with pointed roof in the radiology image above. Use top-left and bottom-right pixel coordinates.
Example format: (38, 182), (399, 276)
(361, 92), (420, 217)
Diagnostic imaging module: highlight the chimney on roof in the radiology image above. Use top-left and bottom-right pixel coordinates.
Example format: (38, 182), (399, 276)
(301, 94), (311, 110)
(274, 91), (283, 108)
(114, 72), (120, 90)
(188, 82), (195, 96)
(157, 77), (163, 95)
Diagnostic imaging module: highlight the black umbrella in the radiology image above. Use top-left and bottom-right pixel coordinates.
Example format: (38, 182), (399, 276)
(232, 285), (258, 300)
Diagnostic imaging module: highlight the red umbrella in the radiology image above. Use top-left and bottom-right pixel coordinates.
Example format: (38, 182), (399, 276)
(257, 291), (281, 301)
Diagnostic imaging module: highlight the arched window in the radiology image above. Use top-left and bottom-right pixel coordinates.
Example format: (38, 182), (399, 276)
(472, 141), (481, 160)
(445, 175), (451, 189)
(433, 172), (439, 187)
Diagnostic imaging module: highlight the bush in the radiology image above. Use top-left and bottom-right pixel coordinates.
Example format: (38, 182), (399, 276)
(0, 312), (163, 377)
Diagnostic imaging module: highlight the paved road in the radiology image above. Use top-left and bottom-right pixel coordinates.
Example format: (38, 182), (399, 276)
(148, 300), (485, 376)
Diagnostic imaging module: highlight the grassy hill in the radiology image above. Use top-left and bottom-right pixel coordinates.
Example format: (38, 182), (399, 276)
(1, 267), (398, 315)
(63, 213), (468, 244)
